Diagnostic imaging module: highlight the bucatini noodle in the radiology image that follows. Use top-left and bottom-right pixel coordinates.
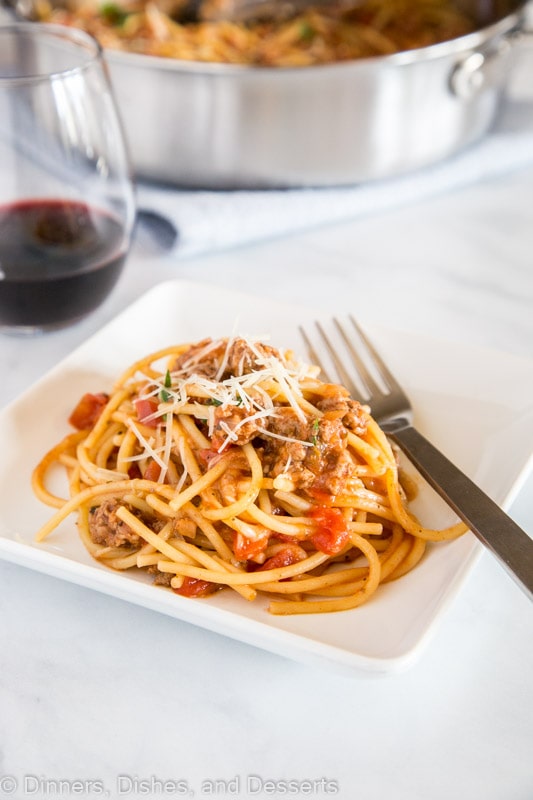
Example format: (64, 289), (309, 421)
(33, 337), (467, 614)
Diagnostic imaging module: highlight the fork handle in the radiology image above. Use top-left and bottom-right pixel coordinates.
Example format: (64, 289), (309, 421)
(390, 425), (533, 601)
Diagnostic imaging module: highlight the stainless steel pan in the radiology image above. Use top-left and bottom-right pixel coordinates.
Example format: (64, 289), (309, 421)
(11, 0), (533, 187)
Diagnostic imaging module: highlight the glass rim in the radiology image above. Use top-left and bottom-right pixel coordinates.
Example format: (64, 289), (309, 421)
(0, 23), (103, 86)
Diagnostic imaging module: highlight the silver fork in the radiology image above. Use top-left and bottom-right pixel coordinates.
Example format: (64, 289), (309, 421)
(301, 317), (533, 601)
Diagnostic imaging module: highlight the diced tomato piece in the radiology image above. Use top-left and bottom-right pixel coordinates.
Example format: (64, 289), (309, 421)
(173, 577), (218, 598)
(259, 544), (306, 571)
(68, 392), (109, 430)
(134, 398), (159, 428)
(197, 448), (228, 467)
(127, 464), (142, 480)
(232, 531), (269, 561)
(310, 506), (350, 555)
(197, 448), (215, 464)
(143, 459), (164, 482)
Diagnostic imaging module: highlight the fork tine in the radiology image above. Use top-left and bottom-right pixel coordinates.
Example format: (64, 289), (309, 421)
(301, 316), (412, 424)
(299, 325), (330, 380)
(333, 317), (382, 398)
(348, 315), (400, 392)
(314, 321), (361, 399)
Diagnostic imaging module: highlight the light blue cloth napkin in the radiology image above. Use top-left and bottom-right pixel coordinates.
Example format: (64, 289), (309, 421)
(137, 96), (533, 258)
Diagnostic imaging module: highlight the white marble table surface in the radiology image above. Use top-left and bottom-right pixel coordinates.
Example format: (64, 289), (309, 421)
(2, 158), (533, 798)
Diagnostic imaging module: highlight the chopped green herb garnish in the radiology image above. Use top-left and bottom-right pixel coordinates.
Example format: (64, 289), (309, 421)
(100, 2), (129, 26)
(299, 21), (316, 42)
(311, 418), (320, 446)
(206, 398), (223, 406)
(159, 369), (172, 402)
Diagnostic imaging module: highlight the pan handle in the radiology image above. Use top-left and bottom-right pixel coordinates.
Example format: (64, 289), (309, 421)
(451, 23), (533, 100)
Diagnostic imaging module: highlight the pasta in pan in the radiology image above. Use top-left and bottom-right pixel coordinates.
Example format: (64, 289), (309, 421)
(33, 337), (466, 614)
(35, 0), (476, 67)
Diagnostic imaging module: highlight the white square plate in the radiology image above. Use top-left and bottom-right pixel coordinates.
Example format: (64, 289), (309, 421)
(1, 279), (532, 676)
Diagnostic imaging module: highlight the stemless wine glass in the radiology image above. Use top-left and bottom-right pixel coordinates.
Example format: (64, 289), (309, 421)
(0, 24), (135, 334)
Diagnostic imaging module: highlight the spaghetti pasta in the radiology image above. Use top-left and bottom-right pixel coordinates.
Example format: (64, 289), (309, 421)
(35, 0), (476, 67)
(33, 336), (467, 614)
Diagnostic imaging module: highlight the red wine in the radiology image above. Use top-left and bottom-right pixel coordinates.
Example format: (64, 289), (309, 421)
(0, 199), (128, 330)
